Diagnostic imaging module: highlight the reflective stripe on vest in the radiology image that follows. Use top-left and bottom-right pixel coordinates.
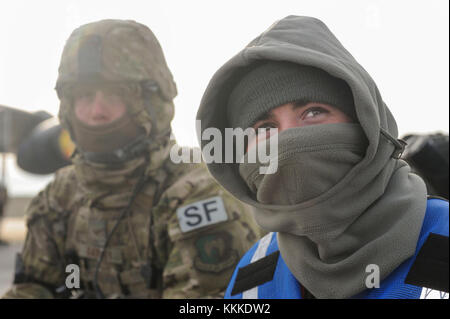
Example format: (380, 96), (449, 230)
(242, 232), (274, 299)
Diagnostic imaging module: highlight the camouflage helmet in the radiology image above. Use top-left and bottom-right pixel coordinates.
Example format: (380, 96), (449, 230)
(56, 19), (177, 140)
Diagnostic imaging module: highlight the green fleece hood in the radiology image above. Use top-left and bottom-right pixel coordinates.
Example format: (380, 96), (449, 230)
(197, 16), (403, 199)
(196, 16), (427, 298)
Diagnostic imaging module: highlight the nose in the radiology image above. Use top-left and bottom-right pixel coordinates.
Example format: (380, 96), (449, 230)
(90, 91), (108, 117)
(275, 108), (299, 133)
(279, 119), (299, 132)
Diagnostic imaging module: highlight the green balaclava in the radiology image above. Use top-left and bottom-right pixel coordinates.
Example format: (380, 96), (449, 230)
(196, 16), (427, 299)
(227, 61), (357, 129)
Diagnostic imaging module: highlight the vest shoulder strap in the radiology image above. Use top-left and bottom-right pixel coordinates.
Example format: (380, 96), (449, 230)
(405, 233), (449, 293)
(231, 251), (279, 296)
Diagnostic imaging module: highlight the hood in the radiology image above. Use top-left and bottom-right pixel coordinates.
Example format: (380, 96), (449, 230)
(196, 15), (404, 206)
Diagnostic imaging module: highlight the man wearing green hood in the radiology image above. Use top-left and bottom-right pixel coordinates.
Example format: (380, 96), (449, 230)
(2, 19), (260, 299)
(196, 16), (449, 299)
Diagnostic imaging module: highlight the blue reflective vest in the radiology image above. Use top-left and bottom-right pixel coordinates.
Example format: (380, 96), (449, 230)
(225, 198), (449, 299)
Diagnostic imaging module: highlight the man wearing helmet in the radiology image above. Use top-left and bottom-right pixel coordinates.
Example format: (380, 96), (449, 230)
(2, 20), (260, 299)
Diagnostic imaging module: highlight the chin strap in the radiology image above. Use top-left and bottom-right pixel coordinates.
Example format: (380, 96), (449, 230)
(79, 134), (151, 165)
(78, 126), (172, 166)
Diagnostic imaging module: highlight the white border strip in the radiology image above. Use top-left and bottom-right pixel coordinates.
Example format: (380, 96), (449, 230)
(420, 287), (449, 299)
(242, 232), (274, 299)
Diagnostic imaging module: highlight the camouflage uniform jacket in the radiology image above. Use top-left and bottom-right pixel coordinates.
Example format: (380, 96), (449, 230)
(2, 156), (260, 299)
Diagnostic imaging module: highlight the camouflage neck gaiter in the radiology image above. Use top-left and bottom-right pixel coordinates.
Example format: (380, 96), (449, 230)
(71, 111), (144, 154)
(72, 132), (173, 203)
(65, 87), (176, 204)
(239, 123), (427, 298)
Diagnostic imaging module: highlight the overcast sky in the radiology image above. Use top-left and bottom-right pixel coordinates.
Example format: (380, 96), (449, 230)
(1, 0), (449, 195)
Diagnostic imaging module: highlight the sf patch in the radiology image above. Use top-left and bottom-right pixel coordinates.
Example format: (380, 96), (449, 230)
(194, 231), (239, 273)
(177, 196), (228, 233)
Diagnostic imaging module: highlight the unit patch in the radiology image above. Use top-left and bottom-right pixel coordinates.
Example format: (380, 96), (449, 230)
(194, 232), (238, 273)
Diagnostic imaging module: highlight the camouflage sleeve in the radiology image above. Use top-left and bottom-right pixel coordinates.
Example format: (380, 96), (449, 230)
(2, 171), (73, 299)
(153, 163), (262, 299)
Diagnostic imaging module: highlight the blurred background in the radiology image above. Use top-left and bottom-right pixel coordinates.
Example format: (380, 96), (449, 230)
(0, 0), (448, 295)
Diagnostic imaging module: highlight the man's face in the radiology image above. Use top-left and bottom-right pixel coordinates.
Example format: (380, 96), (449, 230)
(74, 87), (127, 126)
(247, 101), (353, 151)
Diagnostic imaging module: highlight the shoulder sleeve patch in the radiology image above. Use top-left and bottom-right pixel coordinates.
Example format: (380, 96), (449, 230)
(176, 196), (228, 233)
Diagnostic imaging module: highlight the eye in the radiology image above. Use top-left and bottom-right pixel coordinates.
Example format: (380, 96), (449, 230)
(102, 88), (118, 98)
(75, 90), (95, 101)
(302, 106), (329, 119)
